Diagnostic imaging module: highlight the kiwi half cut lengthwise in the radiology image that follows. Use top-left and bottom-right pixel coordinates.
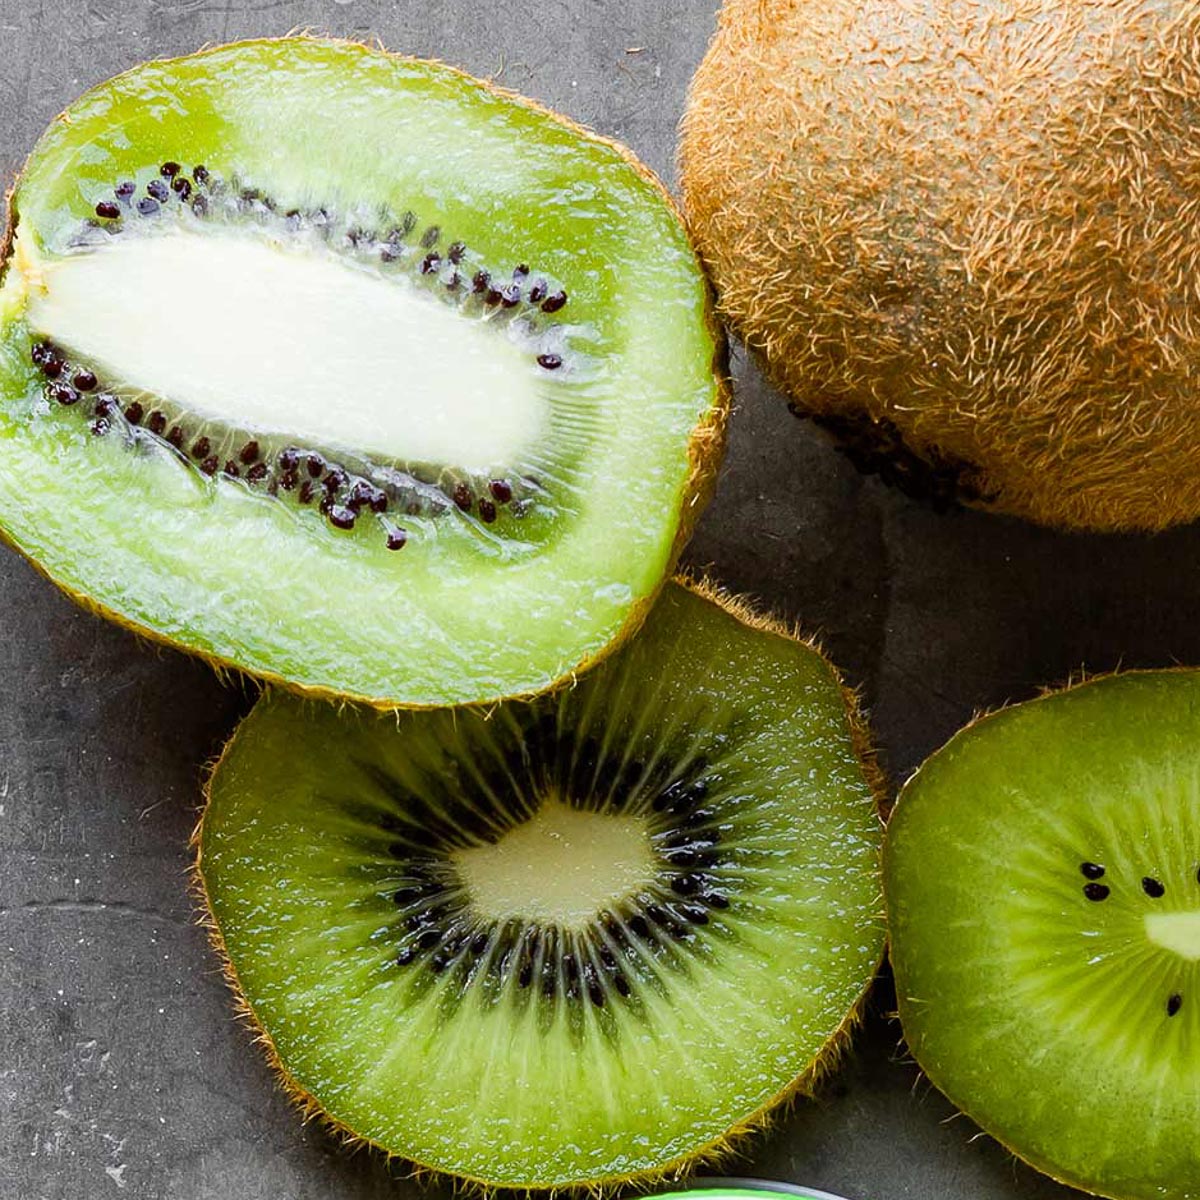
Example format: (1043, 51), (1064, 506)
(0, 39), (726, 707)
(196, 580), (885, 1189)
(885, 672), (1200, 1200)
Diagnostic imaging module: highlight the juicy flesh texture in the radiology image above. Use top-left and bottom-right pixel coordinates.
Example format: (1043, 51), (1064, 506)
(886, 671), (1200, 1200)
(200, 584), (884, 1186)
(0, 39), (722, 707)
(451, 798), (656, 929)
(21, 229), (547, 469)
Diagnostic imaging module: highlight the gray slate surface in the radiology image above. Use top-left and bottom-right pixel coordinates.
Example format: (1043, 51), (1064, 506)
(1, 2), (1195, 1198)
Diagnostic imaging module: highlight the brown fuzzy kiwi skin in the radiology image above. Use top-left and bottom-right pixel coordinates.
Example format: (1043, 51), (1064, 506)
(0, 34), (730, 712)
(680, 0), (1200, 532)
(886, 665), (1197, 1200)
(191, 573), (887, 1195)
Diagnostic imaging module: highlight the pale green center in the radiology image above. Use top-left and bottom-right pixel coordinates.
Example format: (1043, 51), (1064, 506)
(16, 227), (547, 470)
(451, 797), (654, 929)
(1145, 910), (1200, 960)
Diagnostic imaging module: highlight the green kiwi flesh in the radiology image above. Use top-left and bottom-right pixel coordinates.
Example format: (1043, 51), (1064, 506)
(0, 38), (725, 707)
(197, 581), (884, 1188)
(885, 672), (1200, 1200)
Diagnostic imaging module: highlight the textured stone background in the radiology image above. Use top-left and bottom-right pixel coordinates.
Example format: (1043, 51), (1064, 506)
(2, 2), (1197, 1198)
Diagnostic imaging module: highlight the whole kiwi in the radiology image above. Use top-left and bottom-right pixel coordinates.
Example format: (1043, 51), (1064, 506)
(681, 0), (1200, 531)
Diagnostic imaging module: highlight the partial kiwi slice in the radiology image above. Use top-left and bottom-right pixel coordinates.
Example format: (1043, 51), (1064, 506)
(197, 580), (884, 1188)
(885, 671), (1200, 1200)
(0, 38), (726, 707)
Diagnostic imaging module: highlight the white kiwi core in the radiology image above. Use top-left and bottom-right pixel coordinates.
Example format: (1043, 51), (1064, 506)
(451, 797), (654, 929)
(1145, 910), (1200, 961)
(17, 227), (548, 470)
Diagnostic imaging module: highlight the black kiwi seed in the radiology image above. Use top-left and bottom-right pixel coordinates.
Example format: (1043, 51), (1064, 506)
(277, 448), (299, 472)
(147, 179), (170, 202)
(513, 263), (530, 281)
(123, 401), (143, 425)
(72, 370), (97, 392)
(485, 287), (503, 307)
(541, 289), (568, 313)
(200, 455), (219, 476)
(172, 177), (192, 200)
(115, 180), (136, 201)
(94, 396), (117, 418)
(239, 440), (261, 465)
(298, 480), (315, 504)
(306, 452), (325, 478)
(191, 436), (211, 460)
(167, 425), (185, 449)
(328, 505), (356, 531)
(146, 411), (167, 435)
(386, 528), (408, 551)
(95, 201), (120, 220)
(191, 195), (209, 218)
(448, 241), (466, 264)
(246, 462), (268, 483)
(160, 161), (181, 177)
(223, 460), (240, 478)
(489, 479), (513, 504)
(478, 499), (497, 524)
(529, 279), (548, 303)
(500, 284), (521, 308)
(472, 270), (490, 294)
(452, 483), (473, 513)
(671, 874), (701, 896)
(192, 165), (209, 184)
(627, 913), (651, 940)
(1142, 877), (1166, 898)
(137, 197), (160, 216)
(681, 904), (710, 925)
(49, 383), (79, 406)
(32, 341), (64, 378)
(420, 225), (440, 249)
(1168, 994), (1184, 1017)
(703, 891), (730, 909)
(1084, 882), (1111, 901)
(421, 252), (441, 275)
(1081, 862), (1106, 879)
(90, 417), (110, 436)
(279, 470), (299, 491)
(323, 467), (348, 492)
(537, 354), (563, 370)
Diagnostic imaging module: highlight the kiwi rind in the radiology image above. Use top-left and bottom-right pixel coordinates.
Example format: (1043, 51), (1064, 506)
(0, 36), (730, 710)
(885, 668), (1200, 1200)
(192, 575), (887, 1192)
(680, 0), (1200, 531)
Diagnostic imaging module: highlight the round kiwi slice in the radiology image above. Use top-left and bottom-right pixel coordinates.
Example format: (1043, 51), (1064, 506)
(885, 671), (1200, 1200)
(197, 580), (884, 1188)
(680, 0), (1200, 530)
(0, 38), (726, 707)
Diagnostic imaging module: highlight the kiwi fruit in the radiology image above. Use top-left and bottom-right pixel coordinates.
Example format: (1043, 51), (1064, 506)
(885, 671), (1200, 1199)
(196, 579), (885, 1189)
(0, 38), (727, 708)
(680, 0), (1200, 530)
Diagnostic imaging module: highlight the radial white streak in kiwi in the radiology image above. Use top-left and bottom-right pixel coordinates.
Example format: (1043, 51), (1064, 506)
(21, 229), (546, 469)
(1145, 910), (1200, 961)
(451, 797), (654, 929)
